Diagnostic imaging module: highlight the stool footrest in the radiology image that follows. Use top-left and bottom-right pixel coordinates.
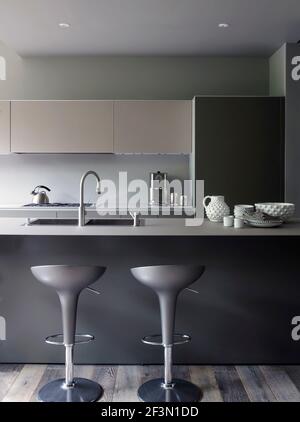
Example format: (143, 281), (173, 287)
(45, 333), (94, 346)
(141, 333), (191, 347)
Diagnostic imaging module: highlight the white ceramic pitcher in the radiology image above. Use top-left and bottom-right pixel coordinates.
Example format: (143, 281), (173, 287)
(203, 195), (230, 222)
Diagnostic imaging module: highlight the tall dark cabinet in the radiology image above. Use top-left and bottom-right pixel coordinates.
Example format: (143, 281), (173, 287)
(192, 96), (285, 209)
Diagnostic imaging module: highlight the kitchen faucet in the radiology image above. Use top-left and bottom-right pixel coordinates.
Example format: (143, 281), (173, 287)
(79, 170), (101, 227)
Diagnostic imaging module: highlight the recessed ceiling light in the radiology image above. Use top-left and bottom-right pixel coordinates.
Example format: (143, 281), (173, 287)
(218, 23), (229, 28)
(59, 22), (70, 29)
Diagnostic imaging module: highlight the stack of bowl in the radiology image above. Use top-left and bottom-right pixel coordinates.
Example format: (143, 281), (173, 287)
(254, 203), (295, 221)
(234, 204), (254, 218)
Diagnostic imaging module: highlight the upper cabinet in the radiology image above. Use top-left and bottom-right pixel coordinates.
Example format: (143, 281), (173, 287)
(114, 100), (192, 153)
(11, 101), (114, 153)
(0, 101), (10, 154)
(8, 100), (191, 154)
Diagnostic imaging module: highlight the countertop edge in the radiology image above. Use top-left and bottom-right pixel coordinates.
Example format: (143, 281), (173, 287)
(0, 219), (299, 236)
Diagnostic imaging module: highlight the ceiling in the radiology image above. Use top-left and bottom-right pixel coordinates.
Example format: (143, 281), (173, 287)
(0, 0), (299, 57)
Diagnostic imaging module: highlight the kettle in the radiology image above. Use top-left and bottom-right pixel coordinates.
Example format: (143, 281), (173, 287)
(31, 185), (51, 205)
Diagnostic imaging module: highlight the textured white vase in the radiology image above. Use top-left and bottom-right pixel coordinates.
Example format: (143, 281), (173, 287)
(203, 195), (230, 222)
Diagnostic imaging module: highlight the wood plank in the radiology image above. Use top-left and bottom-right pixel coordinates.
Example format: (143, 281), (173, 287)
(112, 366), (142, 402)
(236, 366), (276, 402)
(91, 366), (117, 402)
(0, 364), (23, 401)
(214, 366), (250, 402)
(30, 365), (65, 402)
(2, 364), (300, 403)
(283, 366), (300, 391)
(260, 366), (300, 402)
(140, 365), (163, 384)
(2, 364), (46, 402)
(73, 365), (116, 403)
(190, 366), (223, 402)
(140, 365), (190, 384)
(172, 365), (191, 380)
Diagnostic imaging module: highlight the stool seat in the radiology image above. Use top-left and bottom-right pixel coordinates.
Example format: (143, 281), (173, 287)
(131, 265), (205, 292)
(31, 265), (105, 292)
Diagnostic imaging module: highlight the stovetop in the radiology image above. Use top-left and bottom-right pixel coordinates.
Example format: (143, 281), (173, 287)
(23, 203), (93, 207)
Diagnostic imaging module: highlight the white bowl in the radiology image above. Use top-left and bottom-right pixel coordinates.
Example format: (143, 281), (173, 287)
(234, 204), (254, 218)
(255, 203), (295, 221)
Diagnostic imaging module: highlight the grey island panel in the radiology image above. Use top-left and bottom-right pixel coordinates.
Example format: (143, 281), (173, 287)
(0, 235), (299, 365)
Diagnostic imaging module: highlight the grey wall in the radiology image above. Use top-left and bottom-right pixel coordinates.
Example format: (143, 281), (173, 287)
(0, 41), (269, 205)
(0, 41), (269, 100)
(0, 154), (188, 206)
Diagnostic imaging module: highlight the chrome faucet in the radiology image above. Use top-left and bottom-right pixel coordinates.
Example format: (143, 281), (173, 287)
(79, 171), (101, 227)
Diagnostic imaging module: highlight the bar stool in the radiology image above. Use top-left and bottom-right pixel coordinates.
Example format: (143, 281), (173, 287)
(31, 265), (106, 402)
(131, 264), (205, 402)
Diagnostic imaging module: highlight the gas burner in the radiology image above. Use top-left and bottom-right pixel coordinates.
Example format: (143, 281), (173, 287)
(23, 203), (93, 207)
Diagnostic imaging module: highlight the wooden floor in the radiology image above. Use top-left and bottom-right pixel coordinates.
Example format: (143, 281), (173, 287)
(1, 364), (300, 402)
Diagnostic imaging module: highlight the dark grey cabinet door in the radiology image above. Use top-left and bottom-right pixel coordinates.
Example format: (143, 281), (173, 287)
(195, 97), (285, 209)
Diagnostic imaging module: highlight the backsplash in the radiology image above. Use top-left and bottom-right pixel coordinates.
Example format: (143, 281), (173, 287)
(0, 154), (189, 205)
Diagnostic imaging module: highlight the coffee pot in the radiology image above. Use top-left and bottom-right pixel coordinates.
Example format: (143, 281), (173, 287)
(149, 171), (168, 205)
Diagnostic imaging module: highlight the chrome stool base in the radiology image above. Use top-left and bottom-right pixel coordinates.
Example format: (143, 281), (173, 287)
(38, 377), (103, 402)
(138, 378), (202, 403)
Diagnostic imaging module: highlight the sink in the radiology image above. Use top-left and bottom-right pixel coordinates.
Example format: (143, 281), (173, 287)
(27, 219), (78, 226)
(86, 219), (133, 226)
(26, 219), (133, 226)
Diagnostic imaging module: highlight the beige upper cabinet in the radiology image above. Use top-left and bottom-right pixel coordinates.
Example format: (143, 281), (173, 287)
(0, 101), (10, 154)
(114, 100), (192, 153)
(11, 101), (113, 153)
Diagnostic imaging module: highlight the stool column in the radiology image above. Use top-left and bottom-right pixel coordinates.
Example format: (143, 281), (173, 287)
(65, 345), (74, 387)
(58, 292), (79, 345)
(158, 293), (177, 388)
(164, 345), (173, 387)
(58, 292), (79, 388)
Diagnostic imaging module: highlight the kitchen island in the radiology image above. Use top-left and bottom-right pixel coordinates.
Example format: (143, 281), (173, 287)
(0, 218), (300, 365)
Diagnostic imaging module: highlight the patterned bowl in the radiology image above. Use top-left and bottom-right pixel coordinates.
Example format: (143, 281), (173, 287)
(255, 203), (295, 221)
(234, 204), (254, 218)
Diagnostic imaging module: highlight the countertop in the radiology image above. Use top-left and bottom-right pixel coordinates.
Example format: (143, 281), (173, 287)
(0, 217), (300, 236)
